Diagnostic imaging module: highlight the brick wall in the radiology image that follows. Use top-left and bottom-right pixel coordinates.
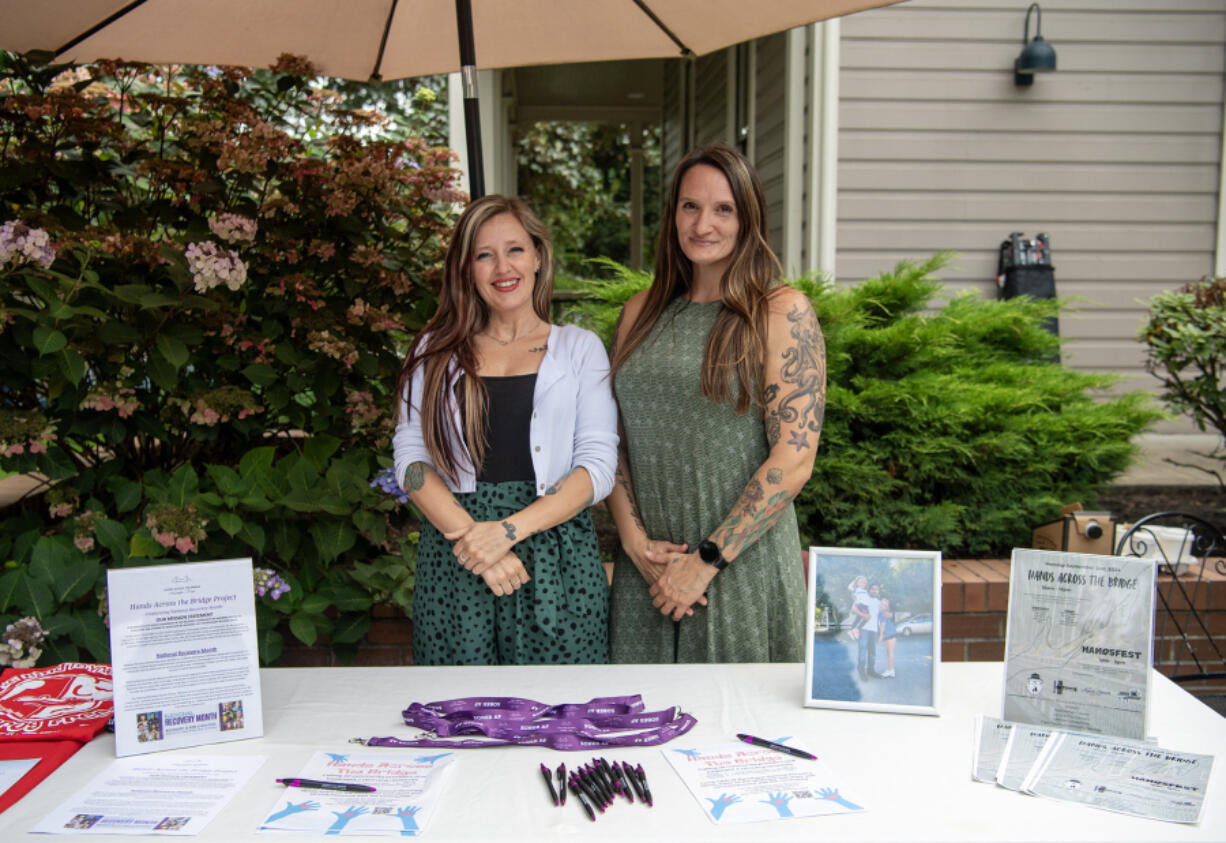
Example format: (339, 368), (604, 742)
(277, 559), (1226, 700)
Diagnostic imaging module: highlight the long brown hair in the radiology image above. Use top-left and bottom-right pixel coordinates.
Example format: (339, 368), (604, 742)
(610, 143), (780, 414)
(394, 195), (555, 483)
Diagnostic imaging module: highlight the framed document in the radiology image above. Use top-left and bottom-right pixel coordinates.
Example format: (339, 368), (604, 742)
(804, 546), (941, 715)
(107, 558), (264, 756)
(1003, 548), (1156, 739)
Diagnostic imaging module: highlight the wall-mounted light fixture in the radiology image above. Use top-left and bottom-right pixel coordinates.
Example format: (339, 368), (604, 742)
(1014, 3), (1056, 87)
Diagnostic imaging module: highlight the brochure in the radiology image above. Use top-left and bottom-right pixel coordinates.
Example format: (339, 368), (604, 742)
(107, 558), (263, 756)
(1002, 549), (1154, 739)
(971, 716), (1013, 783)
(662, 740), (864, 825)
(1022, 733), (1213, 824)
(257, 751), (456, 836)
(30, 754), (264, 835)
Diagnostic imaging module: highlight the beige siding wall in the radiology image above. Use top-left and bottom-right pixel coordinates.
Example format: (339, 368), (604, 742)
(838, 0), (1225, 404)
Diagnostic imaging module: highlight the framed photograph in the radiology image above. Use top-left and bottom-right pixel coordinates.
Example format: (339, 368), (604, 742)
(804, 546), (942, 715)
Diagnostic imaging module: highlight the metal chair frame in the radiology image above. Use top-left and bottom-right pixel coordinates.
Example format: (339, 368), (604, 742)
(1114, 511), (1226, 685)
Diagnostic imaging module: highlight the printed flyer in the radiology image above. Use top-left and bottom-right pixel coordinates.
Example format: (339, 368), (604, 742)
(661, 740), (864, 825)
(30, 754), (264, 835)
(107, 558), (263, 757)
(258, 751), (456, 836)
(1002, 549), (1154, 739)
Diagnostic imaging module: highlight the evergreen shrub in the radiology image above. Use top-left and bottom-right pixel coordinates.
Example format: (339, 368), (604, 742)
(562, 254), (1161, 557)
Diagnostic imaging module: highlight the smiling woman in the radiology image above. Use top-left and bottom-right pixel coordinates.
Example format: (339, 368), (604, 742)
(391, 195), (619, 665)
(605, 144), (827, 664)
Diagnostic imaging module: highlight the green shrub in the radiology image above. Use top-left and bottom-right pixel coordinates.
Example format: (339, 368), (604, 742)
(561, 254), (1161, 556)
(1141, 276), (1226, 484)
(0, 54), (455, 665)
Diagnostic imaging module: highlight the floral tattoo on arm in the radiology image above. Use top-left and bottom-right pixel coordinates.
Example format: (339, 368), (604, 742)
(404, 462), (428, 493)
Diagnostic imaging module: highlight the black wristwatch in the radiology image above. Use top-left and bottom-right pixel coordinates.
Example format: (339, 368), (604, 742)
(698, 539), (729, 571)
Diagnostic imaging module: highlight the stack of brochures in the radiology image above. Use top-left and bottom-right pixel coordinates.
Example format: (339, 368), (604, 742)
(972, 716), (1213, 824)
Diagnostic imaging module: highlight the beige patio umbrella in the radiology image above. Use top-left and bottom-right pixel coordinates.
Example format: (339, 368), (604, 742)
(2, 0), (904, 196)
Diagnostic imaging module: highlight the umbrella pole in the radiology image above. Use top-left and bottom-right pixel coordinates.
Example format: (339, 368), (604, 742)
(455, 0), (485, 200)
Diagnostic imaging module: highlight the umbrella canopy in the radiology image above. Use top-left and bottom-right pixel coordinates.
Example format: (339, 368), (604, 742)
(2, 0), (904, 196)
(6, 1), (902, 81)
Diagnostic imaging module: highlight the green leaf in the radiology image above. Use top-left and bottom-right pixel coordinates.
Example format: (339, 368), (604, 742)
(11, 573), (55, 619)
(217, 512), (242, 537)
(39, 635), (80, 665)
(206, 464), (245, 496)
(73, 610), (111, 661)
(309, 521), (356, 563)
(258, 627), (283, 665)
(50, 558), (100, 603)
(331, 612), (371, 644)
(297, 592), (331, 614)
(0, 569), (21, 612)
(239, 522), (266, 552)
(167, 465), (200, 506)
(289, 612), (318, 646)
(242, 363), (278, 387)
(148, 350), (179, 390)
(33, 326), (67, 356)
(239, 447), (276, 477)
(57, 347), (87, 385)
(155, 334), (190, 370)
(109, 478), (142, 513)
(94, 518), (130, 561)
(329, 582), (373, 612)
(129, 532), (165, 559)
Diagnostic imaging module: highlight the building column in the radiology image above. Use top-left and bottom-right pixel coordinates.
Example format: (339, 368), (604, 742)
(630, 122), (645, 271)
(782, 27), (806, 277)
(806, 19), (840, 280)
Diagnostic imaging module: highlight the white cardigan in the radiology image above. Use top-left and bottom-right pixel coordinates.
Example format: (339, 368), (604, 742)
(392, 324), (619, 503)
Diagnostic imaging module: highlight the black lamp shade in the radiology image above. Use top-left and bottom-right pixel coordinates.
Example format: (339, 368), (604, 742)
(1018, 35), (1057, 73)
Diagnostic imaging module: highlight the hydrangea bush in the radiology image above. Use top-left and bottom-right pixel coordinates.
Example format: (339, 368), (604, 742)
(0, 52), (457, 664)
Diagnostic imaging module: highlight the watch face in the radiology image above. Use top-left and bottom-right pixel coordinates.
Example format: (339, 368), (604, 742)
(698, 540), (720, 564)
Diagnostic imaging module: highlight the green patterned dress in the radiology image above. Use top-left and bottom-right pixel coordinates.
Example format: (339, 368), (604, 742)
(609, 298), (806, 663)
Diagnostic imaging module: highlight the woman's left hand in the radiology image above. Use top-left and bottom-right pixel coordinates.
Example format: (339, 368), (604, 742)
(648, 551), (717, 621)
(444, 520), (517, 571)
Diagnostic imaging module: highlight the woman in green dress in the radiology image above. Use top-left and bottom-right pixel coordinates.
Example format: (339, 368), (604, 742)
(607, 144), (826, 663)
(392, 196), (617, 665)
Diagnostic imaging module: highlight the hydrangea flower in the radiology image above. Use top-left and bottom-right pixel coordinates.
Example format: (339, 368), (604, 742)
(253, 568), (290, 600)
(145, 503), (208, 554)
(370, 466), (410, 504)
(208, 212), (258, 244)
(185, 241), (247, 292)
(0, 221), (55, 269)
(0, 617), (46, 668)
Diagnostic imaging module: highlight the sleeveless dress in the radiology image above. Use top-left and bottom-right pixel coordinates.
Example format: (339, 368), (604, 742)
(609, 298), (806, 663)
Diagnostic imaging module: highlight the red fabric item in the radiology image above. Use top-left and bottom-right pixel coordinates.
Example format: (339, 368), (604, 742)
(0, 663), (113, 742)
(0, 739), (83, 814)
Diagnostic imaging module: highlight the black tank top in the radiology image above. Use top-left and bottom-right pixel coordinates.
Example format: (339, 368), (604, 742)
(465, 373), (537, 483)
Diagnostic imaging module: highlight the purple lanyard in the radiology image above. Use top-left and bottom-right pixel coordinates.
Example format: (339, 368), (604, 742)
(354, 694), (697, 751)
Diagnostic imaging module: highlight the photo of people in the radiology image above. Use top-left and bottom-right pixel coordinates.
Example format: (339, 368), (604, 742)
(136, 711), (163, 742)
(65, 814), (102, 829)
(806, 548), (940, 715)
(154, 817), (190, 830)
(218, 701), (244, 732)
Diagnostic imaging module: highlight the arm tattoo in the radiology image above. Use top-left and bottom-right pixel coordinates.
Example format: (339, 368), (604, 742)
(404, 462), (428, 493)
(615, 449), (646, 531)
(502, 521), (517, 542)
(740, 479), (764, 515)
(766, 468), (783, 485)
(544, 467), (577, 495)
(712, 489), (795, 561)
(772, 303), (827, 452)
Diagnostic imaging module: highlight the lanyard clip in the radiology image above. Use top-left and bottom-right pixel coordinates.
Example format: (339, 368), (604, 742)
(349, 737), (369, 745)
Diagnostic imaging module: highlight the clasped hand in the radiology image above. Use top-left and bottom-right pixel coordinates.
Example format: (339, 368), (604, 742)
(445, 520), (515, 573)
(647, 549), (715, 621)
(444, 522), (527, 597)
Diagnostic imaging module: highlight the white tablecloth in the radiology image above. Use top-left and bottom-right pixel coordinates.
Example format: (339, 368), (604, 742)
(0, 662), (1222, 841)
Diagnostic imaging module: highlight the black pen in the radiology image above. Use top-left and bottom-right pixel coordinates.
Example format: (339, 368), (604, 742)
(621, 761), (645, 802)
(736, 733), (817, 760)
(556, 763), (566, 806)
(276, 778), (375, 793)
(568, 778), (596, 821)
(635, 763), (653, 807)
(540, 762), (559, 805)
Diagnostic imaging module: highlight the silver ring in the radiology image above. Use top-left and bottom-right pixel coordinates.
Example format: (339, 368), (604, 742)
(460, 553), (469, 562)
